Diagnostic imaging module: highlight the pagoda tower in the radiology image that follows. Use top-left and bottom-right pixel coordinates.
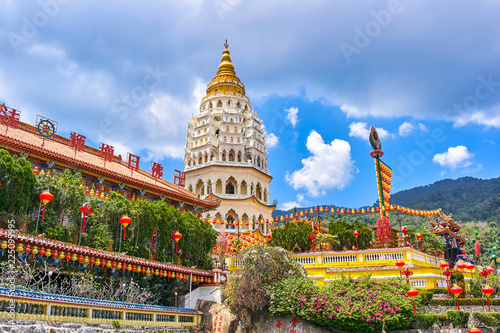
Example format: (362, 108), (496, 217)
(183, 41), (275, 235)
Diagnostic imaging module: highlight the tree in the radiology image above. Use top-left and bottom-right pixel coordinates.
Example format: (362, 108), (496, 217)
(269, 221), (312, 252)
(406, 228), (445, 255)
(0, 149), (37, 226)
(328, 220), (373, 250)
(224, 246), (306, 313)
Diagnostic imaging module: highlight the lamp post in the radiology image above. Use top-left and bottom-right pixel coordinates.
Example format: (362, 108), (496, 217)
(407, 289), (419, 314)
(353, 230), (360, 250)
(450, 284), (463, 311)
(482, 285), (494, 312)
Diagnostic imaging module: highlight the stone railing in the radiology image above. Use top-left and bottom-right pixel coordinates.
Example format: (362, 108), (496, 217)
(0, 288), (200, 327)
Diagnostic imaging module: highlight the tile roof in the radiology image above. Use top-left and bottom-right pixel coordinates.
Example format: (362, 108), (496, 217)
(0, 122), (219, 209)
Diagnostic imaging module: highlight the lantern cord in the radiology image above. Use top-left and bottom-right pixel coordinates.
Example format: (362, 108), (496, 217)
(412, 300), (416, 314)
(41, 205), (46, 221)
(487, 297), (491, 312)
(456, 297), (460, 311)
(123, 227), (126, 240)
(176, 241), (178, 253)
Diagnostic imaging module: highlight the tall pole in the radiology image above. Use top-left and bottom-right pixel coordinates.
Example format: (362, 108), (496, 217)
(119, 225), (123, 253)
(35, 201), (42, 234)
(189, 273), (192, 309)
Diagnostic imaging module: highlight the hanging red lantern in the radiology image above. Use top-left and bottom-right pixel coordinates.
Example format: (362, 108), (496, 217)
(39, 191), (54, 221)
(325, 207), (329, 213)
(33, 166), (39, 175)
(353, 230), (360, 250)
(450, 285), (463, 311)
(173, 232), (183, 253)
(120, 216), (132, 240)
(456, 261), (466, 270)
(466, 263), (475, 271)
(336, 208), (340, 214)
(483, 285), (495, 312)
(440, 261), (450, 269)
(305, 210), (308, 216)
(266, 219), (269, 224)
(407, 289), (419, 314)
(468, 328), (482, 333)
(314, 206), (318, 213)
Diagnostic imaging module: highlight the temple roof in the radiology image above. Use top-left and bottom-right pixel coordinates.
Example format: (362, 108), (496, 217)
(0, 121), (220, 209)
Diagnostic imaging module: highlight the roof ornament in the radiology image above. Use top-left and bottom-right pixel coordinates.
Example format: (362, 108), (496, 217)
(224, 39), (228, 49)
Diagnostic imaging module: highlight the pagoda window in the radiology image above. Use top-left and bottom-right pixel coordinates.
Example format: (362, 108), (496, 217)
(237, 151), (242, 162)
(245, 152), (252, 163)
(227, 215), (235, 230)
(234, 127), (237, 133)
(228, 100), (231, 106)
(240, 180), (248, 195)
(256, 183), (262, 200)
(226, 182), (235, 195)
(222, 151), (226, 161)
(217, 100), (222, 107)
(204, 154), (208, 163)
(209, 102), (213, 108)
(228, 149), (235, 161)
(198, 155), (202, 164)
(215, 179), (223, 194)
(245, 105), (248, 110)
(226, 126), (230, 132)
(237, 102), (241, 109)
(230, 118), (233, 122)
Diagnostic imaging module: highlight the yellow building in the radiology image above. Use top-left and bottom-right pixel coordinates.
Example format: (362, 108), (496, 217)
(183, 42), (275, 235)
(228, 247), (475, 290)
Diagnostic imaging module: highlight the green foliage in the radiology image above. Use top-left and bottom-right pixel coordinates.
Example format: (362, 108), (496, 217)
(269, 221), (312, 252)
(415, 291), (433, 306)
(0, 149), (37, 223)
(315, 233), (340, 250)
(436, 314), (449, 326)
(328, 220), (373, 250)
(473, 312), (500, 327)
(445, 310), (469, 328)
(406, 228), (445, 255)
(112, 320), (121, 328)
(430, 298), (500, 306)
(450, 270), (466, 298)
(224, 246), (306, 312)
(427, 288), (448, 294)
(268, 275), (415, 333)
(414, 313), (438, 329)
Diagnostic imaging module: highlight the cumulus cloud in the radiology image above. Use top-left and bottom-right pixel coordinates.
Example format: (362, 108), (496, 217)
(452, 110), (500, 129)
(398, 122), (415, 136)
(280, 194), (306, 211)
(348, 122), (390, 140)
(285, 130), (356, 197)
(433, 146), (473, 169)
(285, 107), (299, 127)
(266, 133), (279, 148)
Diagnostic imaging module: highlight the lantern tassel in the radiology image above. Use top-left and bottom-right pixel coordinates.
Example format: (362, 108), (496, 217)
(123, 227), (126, 240)
(456, 297), (460, 312)
(81, 215), (86, 233)
(150, 235), (154, 250)
(487, 297), (491, 312)
(176, 241), (178, 253)
(41, 205), (46, 221)
(412, 300), (416, 314)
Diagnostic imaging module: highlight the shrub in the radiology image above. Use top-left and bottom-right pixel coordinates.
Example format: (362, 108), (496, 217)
(436, 314), (449, 326)
(473, 312), (500, 327)
(446, 310), (469, 328)
(414, 313), (438, 329)
(430, 298), (499, 306)
(112, 320), (121, 328)
(416, 291), (433, 306)
(427, 288), (448, 294)
(268, 274), (414, 333)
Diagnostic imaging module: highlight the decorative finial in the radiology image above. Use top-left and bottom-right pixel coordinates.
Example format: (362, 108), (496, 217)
(224, 39), (228, 49)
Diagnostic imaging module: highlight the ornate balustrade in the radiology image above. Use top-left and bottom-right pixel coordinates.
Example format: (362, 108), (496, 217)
(0, 287), (200, 326)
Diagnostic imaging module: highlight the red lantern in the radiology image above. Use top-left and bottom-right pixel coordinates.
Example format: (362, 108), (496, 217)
(440, 262), (449, 269)
(307, 233), (316, 252)
(314, 206), (318, 213)
(407, 289), (419, 314)
(266, 219), (269, 224)
(33, 166), (39, 174)
(353, 230), (360, 250)
(120, 216), (132, 240)
(173, 232), (182, 253)
(456, 261), (466, 270)
(466, 263), (475, 271)
(325, 207), (329, 213)
(450, 285), (463, 311)
(483, 285), (495, 312)
(336, 208), (340, 214)
(39, 191), (54, 221)
(468, 328), (482, 333)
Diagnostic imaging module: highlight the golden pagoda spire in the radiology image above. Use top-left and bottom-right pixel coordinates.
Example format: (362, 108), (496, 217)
(216, 39), (236, 76)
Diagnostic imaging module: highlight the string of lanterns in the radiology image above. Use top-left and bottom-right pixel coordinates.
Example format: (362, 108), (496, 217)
(261, 205), (443, 222)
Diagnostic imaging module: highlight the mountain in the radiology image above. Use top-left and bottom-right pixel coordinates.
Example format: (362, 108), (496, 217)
(274, 176), (500, 223)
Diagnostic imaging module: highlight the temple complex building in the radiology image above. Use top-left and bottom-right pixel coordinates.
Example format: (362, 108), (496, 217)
(183, 42), (275, 235)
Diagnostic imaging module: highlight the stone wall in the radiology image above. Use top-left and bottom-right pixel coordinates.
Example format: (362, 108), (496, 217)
(0, 320), (197, 333)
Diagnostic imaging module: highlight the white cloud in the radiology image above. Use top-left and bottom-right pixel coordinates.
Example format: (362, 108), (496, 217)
(285, 130), (356, 197)
(285, 107), (299, 127)
(266, 133), (279, 148)
(348, 122), (390, 140)
(398, 122), (415, 136)
(433, 145), (473, 169)
(280, 194), (306, 210)
(418, 123), (428, 131)
(452, 111), (500, 129)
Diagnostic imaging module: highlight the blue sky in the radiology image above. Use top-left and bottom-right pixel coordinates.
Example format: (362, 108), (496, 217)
(1, 1), (499, 210)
